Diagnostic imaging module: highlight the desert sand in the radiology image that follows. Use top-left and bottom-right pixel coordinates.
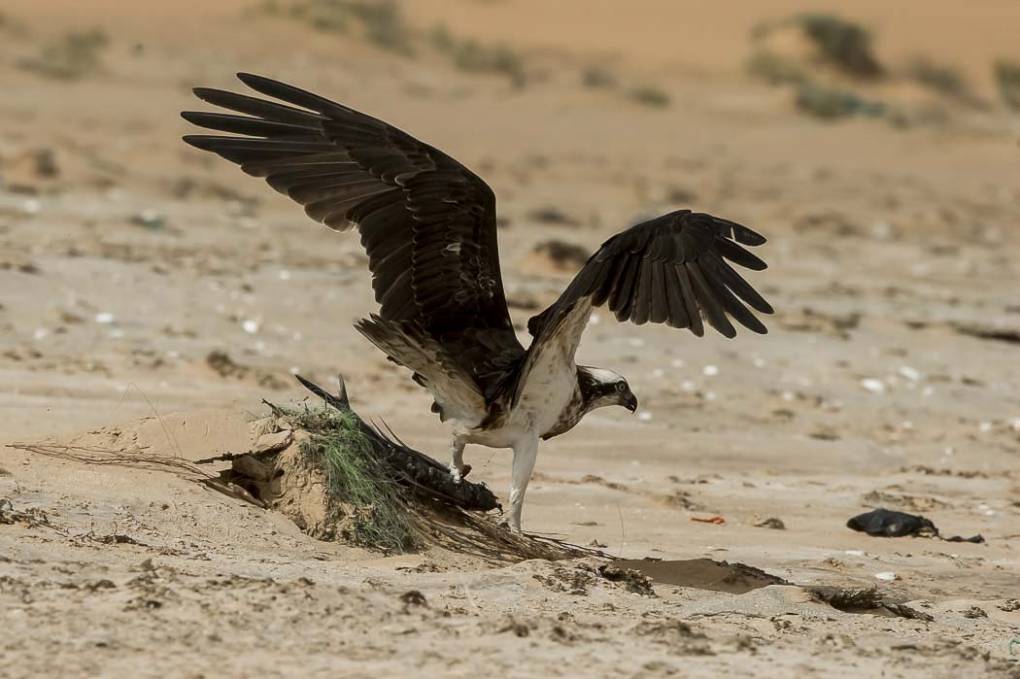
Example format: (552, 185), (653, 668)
(1, 1), (1019, 677)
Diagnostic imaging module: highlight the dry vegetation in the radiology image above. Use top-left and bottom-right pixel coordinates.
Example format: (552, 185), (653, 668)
(18, 28), (108, 80)
(748, 11), (1019, 123)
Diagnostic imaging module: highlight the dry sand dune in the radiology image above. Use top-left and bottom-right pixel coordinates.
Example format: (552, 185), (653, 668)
(1, 2), (1019, 677)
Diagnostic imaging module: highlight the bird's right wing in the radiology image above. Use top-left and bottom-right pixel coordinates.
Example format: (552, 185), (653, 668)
(528, 210), (774, 341)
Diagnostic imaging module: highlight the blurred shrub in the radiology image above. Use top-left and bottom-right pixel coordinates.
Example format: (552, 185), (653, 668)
(795, 83), (885, 120)
(260, 0), (414, 55)
(581, 65), (617, 89)
(797, 13), (882, 78)
(19, 29), (108, 80)
(628, 86), (671, 108)
(994, 60), (1020, 111)
(430, 25), (526, 87)
(907, 58), (968, 98)
(746, 51), (807, 86)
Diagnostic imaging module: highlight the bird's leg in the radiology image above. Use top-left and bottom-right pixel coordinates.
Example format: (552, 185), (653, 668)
(448, 438), (470, 483)
(506, 436), (539, 534)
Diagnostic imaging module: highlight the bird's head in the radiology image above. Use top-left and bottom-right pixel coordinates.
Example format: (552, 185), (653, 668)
(578, 366), (638, 414)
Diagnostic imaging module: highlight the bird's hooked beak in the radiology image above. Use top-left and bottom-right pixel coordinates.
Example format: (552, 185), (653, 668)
(623, 390), (638, 413)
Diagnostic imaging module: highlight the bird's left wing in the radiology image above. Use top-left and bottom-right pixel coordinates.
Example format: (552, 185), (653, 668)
(527, 210), (774, 345)
(181, 73), (517, 343)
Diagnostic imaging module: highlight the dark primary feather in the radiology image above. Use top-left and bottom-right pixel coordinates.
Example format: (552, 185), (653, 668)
(182, 73), (524, 397)
(529, 210), (774, 339)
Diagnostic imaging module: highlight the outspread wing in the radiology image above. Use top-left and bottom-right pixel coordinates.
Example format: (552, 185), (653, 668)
(528, 210), (774, 342)
(182, 73), (524, 396)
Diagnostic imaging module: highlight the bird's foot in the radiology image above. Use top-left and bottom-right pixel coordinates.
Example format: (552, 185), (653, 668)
(448, 463), (472, 484)
(497, 517), (523, 535)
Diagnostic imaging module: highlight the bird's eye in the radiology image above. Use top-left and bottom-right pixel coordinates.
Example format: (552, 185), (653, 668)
(616, 383), (625, 392)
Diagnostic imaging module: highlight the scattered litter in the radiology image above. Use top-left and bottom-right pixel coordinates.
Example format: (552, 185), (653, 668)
(849, 508), (936, 537)
(998, 599), (1020, 612)
(637, 411), (653, 422)
(753, 517), (786, 530)
(810, 585), (933, 621)
(130, 209), (167, 231)
(241, 319), (260, 334)
(21, 198), (41, 215)
(702, 365), (719, 377)
(860, 378), (885, 394)
(94, 312), (115, 324)
(874, 571), (897, 581)
(847, 508), (983, 543)
(33, 328), (48, 340)
(597, 564), (656, 596)
(690, 515), (726, 525)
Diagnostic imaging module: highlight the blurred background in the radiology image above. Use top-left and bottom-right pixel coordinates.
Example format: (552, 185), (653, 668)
(2, 5), (1020, 668)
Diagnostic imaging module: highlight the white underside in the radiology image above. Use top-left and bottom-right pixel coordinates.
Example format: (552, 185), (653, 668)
(432, 298), (593, 532)
(452, 360), (578, 449)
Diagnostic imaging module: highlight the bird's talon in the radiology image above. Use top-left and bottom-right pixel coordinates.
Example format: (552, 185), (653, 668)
(448, 463), (471, 484)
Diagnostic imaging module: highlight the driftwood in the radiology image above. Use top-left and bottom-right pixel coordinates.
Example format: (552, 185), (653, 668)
(292, 374), (499, 512)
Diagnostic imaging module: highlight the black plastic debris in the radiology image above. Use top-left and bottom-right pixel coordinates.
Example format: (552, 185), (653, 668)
(847, 508), (984, 544)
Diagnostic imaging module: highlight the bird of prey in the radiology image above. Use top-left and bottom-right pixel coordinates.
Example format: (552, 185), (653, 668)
(182, 74), (773, 532)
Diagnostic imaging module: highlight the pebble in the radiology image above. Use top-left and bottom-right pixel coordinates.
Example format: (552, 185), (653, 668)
(874, 572), (897, 581)
(860, 378), (886, 394)
(897, 365), (922, 381)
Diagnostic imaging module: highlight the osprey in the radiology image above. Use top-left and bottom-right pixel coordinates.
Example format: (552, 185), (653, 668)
(182, 74), (773, 532)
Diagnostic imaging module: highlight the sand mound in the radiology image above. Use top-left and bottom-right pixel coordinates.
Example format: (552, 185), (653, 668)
(10, 383), (601, 564)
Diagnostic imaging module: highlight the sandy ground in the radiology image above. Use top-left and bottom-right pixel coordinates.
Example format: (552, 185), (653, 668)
(1, 2), (1019, 677)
